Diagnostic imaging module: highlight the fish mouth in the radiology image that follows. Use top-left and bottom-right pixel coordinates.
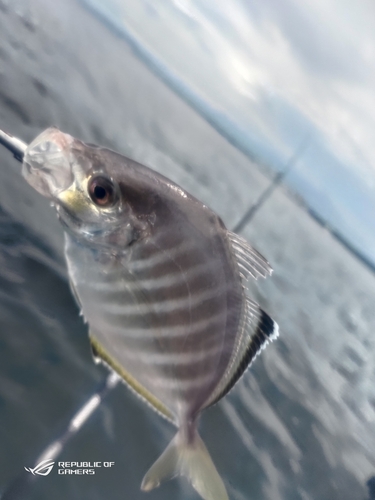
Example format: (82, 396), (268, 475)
(56, 202), (84, 232)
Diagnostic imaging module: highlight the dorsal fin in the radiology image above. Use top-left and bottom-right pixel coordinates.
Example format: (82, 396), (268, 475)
(204, 297), (279, 408)
(228, 231), (272, 280)
(89, 334), (176, 425)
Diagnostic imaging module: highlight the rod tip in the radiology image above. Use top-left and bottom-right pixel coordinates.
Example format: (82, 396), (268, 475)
(0, 128), (27, 162)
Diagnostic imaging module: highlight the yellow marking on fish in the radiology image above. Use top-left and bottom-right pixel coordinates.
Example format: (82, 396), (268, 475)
(89, 335), (175, 424)
(58, 186), (92, 213)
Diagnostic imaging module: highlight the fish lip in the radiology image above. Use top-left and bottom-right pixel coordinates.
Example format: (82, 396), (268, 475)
(56, 201), (82, 228)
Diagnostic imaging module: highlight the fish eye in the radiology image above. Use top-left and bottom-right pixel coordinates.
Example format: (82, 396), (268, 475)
(88, 176), (118, 208)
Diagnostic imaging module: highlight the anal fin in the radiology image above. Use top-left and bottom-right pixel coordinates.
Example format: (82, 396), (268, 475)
(89, 334), (176, 424)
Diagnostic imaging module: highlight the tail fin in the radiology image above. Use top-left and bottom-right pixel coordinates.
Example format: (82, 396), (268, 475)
(141, 429), (228, 500)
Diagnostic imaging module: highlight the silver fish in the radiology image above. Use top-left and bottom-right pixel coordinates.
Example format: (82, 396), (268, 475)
(21, 127), (279, 500)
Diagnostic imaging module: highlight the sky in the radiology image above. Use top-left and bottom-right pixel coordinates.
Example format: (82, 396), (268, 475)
(82, 0), (375, 266)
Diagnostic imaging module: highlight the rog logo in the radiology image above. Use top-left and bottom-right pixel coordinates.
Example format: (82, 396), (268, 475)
(24, 459), (55, 476)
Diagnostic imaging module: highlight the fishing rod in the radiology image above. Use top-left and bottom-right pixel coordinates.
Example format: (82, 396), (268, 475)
(0, 127), (120, 499)
(0, 129), (27, 162)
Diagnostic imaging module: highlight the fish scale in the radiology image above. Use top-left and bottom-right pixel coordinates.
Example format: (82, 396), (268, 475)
(14, 126), (279, 500)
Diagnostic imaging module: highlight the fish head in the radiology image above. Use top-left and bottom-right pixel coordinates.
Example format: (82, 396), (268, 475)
(22, 127), (140, 249)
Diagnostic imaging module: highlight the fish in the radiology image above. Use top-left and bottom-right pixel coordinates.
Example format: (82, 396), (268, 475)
(21, 126), (279, 500)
